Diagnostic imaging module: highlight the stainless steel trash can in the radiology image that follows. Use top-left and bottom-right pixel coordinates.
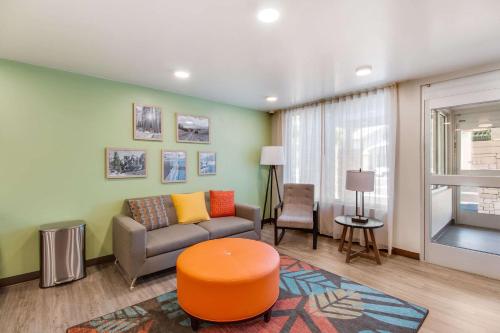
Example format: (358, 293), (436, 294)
(39, 220), (86, 288)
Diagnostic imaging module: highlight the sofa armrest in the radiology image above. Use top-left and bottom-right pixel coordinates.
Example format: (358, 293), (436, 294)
(235, 203), (261, 239)
(112, 214), (147, 280)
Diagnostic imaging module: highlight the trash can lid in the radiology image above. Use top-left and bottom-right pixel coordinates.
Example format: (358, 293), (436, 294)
(39, 220), (85, 232)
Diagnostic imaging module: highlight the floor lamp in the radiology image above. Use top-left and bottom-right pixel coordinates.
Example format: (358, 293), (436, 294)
(260, 146), (285, 226)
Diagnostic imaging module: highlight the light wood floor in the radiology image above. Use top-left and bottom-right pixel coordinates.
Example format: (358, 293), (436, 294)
(1, 225), (500, 332)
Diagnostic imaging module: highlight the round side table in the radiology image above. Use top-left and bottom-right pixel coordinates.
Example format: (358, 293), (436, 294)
(334, 216), (384, 265)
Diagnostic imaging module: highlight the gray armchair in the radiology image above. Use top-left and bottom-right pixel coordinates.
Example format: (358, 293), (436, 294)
(274, 183), (319, 249)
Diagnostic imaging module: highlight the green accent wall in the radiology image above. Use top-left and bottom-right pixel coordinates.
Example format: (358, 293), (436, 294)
(0, 59), (271, 279)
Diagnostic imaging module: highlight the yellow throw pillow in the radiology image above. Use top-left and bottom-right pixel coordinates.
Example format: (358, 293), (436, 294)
(171, 192), (210, 224)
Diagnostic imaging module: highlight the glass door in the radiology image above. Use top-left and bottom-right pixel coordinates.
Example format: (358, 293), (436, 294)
(424, 94), (500, 279)
(455, 107), (500, 231)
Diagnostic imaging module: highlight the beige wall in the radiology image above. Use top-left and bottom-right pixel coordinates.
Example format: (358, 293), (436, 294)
(394, 62), (500, 253)
(394, 80), (423, 252)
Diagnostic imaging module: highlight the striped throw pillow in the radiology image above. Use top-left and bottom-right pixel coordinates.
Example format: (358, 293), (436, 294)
(128, 196), (169, 231)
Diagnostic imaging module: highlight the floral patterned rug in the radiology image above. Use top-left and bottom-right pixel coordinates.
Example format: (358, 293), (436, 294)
(67, 255), (428, 333)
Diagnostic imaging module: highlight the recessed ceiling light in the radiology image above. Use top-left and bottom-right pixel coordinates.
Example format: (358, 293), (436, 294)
(355, 65), (372, 76)
(478, 123), (493, 128)
(257, 8), (280, 23)
(174, 70), (190, 79)
(266, 96), (278, 102)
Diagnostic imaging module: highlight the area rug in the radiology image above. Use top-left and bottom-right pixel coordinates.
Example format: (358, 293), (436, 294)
(67, 255), (428, 333)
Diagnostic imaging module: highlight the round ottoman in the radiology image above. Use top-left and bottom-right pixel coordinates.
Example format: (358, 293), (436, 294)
(176, 238), (280, 330)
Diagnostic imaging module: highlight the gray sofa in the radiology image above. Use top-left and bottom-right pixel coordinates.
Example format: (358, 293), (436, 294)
(113, 193), (261, 289)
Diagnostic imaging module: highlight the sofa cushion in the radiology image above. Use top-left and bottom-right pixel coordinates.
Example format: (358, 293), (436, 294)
(146, 224), (209, 257)
(197, 216), (254, 239)
(128, 196), (169, 231)
(277, 204), (313, 229)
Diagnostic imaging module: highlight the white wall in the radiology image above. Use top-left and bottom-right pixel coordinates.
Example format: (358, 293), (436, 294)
(394, 62), (500, 253)
(431, 187), (453, 238)
(394, 80), (423, 252)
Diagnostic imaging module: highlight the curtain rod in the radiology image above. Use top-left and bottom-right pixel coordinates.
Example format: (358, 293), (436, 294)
(273, 82), (397, 112)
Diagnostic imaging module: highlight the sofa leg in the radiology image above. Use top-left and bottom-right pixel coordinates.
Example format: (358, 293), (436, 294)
(114, 258), (119, 265)
(129, 277), (137, 291)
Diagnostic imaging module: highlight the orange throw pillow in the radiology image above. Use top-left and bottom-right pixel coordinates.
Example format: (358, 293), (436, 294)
(210, 190), (235, 218)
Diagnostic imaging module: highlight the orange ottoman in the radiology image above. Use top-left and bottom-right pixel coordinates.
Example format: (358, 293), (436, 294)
(176, 238), (280, 330)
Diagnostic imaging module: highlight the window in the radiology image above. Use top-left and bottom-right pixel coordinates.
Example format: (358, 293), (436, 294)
(460, 128), (500, 171)
(282, 105), (322, 199)
(431, 110), (449, 175)
(281, 87), (396, 213)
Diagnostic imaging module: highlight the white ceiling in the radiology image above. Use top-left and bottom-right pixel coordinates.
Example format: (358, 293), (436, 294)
(2, 0), (500, 111)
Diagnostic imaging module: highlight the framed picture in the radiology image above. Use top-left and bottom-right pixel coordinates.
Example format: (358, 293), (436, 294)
(106, 148), (147, 179)
(162, 150), (187, 183)
(133, 103), (162, 141)
(198, 151), (216, 175)
(176, 114), (210, 144)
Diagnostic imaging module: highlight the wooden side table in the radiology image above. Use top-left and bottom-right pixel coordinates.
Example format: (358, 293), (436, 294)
(334, 216), (384, 265)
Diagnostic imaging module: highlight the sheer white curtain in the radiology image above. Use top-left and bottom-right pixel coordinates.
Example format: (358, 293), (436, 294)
(321, 87), (397, 252)
(282, 104), (322, 199)
(281, 86), (397, 253)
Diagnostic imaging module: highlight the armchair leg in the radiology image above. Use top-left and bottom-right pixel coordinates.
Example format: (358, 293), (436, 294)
(277, 229), (285, 245)
(274, 224), (285, 246)
(312, 221), (318, 250)
(312, 203), (319, 250)
(275, 224), (285, 246)
(274, 222), (278, 245)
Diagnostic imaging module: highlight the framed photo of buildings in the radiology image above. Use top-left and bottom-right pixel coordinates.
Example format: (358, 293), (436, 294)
(176, 114), (210, 144)
(133, 104), (162, 141)
(161, 150), (187, 183)
(106, 148), (147, 179)
(198, 151), (216, 175)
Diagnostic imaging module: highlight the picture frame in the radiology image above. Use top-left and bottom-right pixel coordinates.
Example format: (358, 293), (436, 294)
(198, 151), (216, 176)
(161, 150), (187, 183)
(133, 103), (162, 141)
(176, 113), (210, 144)
(105, 148), (147, 179)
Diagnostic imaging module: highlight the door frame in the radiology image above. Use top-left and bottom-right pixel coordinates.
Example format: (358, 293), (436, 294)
(421, 70), (500, 279)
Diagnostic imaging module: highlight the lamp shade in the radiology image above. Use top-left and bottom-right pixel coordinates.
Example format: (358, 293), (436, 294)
(346, 170), (375, 192)
(260, 146), (285, 165)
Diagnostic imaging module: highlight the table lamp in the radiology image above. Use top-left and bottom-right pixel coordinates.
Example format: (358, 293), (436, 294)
(260, 146), (285, 225)
(346, 169), (375, 223)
